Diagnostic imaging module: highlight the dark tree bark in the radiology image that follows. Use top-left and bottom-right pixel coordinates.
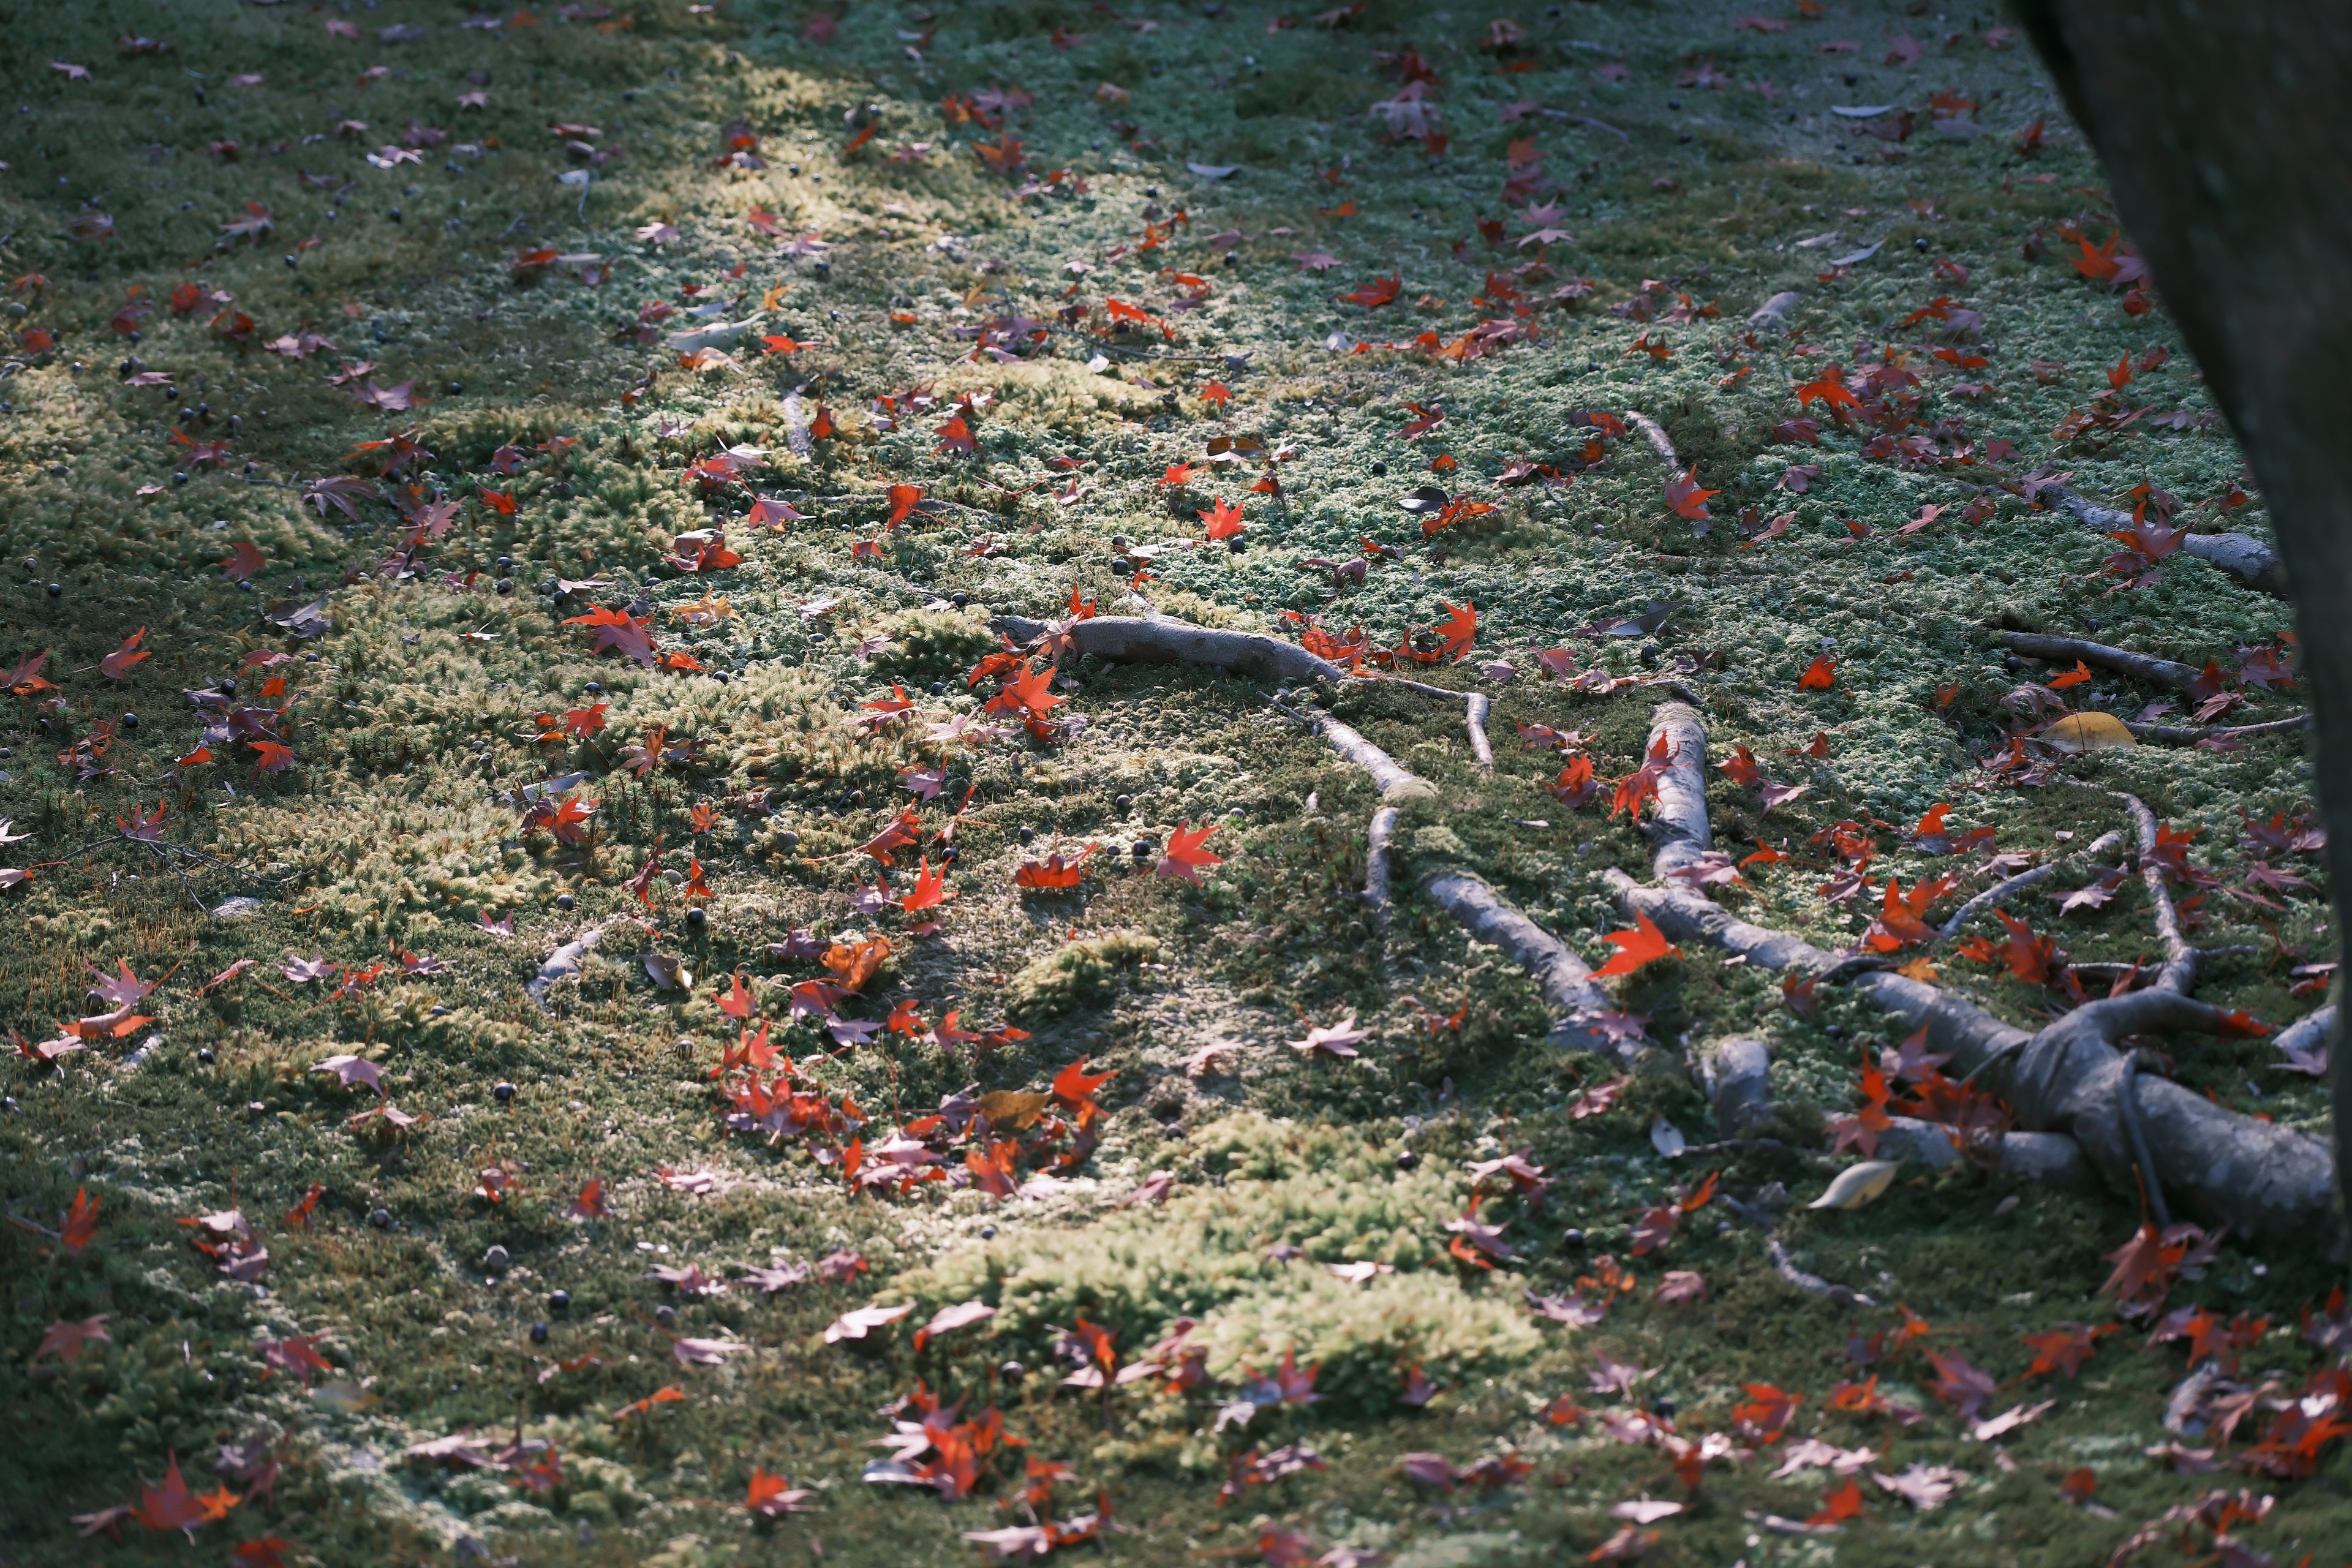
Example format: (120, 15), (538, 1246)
(2009, 1), (2352, 1254)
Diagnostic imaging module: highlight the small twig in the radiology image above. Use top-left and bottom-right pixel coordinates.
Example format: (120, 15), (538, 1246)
(1673, 1136), (1791, 1159)
(144, 840), (210, 914)
(1464, 693), (1494, 773)
(1529, 108), (1631, 142)
(1934, 830), (2125, 943)
(1371, 676), (1470, 703)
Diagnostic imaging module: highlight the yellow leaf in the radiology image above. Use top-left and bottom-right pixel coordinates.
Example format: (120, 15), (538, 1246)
(976, 1090), (1051, 1131)
(1894, 957), (1939, 984)
(2040, 711), (2136, 753)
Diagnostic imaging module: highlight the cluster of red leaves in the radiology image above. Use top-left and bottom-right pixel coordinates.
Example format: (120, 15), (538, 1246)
(1277, 600), (1478, 672)
(1828, 1028), (2011, 1164)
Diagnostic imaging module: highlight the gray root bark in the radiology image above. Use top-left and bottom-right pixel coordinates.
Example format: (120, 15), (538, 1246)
(2274, 1005), (2338, 1067)
(2000, 630), (2199, 690)
(1703, 1037), (1774, 1139)
(1464, 694), (1495, 773)
(992, 613), (1344, 685)
(1606, 702), (2335, 1241)
(1364, 805), (1401, 931)
(2124, 714), (2312, 745)
(1643, 701), (1712, 876)
(2051, 487), (2290, 597)
(1624, 410), (1680, 470)
(2119, 792), (2197, 993)
(1423, 869), (1626, 1058)
(2011, 0), (2352, 1253)
(1747, 290), (1802, 330)
(1291, 703), (1629, 1059)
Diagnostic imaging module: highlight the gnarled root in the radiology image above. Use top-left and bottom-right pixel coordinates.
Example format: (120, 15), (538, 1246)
(1644, 701), (1712, 876)
(1607, 702), (2337, 1242)
(1747, 290), (1802, 331)
(1935, 830), (2125, 943)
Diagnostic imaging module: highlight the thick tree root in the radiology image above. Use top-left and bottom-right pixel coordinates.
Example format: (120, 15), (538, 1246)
(1997, 631), (2309, 737)
(2000, 630), (2199, 690)
(1643, 701), (1712, 876)
(1423, 869), (1626, 1057)
(2051, 486), (2289, 597)
(1702, 1037), (1774, 1139)
(1606, 701), (2336, 1242)
(1765, 1237), (1875, 1308)
(1364, 805), (1402, 930)
(992, 613), (1344, 685)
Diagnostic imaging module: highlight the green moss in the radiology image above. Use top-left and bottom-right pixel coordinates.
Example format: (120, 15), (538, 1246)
(1003, 929), (1162, 1021)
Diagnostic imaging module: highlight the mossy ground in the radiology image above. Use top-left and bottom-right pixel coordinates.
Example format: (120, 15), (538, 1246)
(0, 2), (2342, 1566)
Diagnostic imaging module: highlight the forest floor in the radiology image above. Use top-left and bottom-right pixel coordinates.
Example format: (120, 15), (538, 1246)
(0, 1), (2344, 1566)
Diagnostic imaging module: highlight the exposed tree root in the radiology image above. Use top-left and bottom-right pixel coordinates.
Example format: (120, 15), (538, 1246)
(1624, 410), (1680, 470)
(1643, 701), (1712, 876)
(1423, 869), (1626, 1057)
(1370, 677), (1494, 771)
(1464, 694), (1495, 773)
(1364, 805), (1402, 932)
(992, 614), (1343, 685)
(1702, 1036), (1774, 1139)
(1996, 630), (2309, 738)
(1273, 698), (1630, 1059)
(2051, 486), (2289, 597)
(2124, 714), (2311, 745)
(1765, 1237), (1875, 1308)
(1935, 830), (2125, 943)
(1606, 701), (2335, 1242)
(2000, 630), (2199, 690)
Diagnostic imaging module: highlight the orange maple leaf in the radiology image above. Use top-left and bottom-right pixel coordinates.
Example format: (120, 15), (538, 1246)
(1594, 910), (1681, 978)
(1433, 599), (1477, 661)
(897, 857), (956, 913)
(1198, 498), (1246, 540)
(886, 483), (924, 527)
(1798, 656), (1837, 690)
(1795, 366), (1860, 410)
(859, 807), (924, 865)
(59, 1186), (100, 1254)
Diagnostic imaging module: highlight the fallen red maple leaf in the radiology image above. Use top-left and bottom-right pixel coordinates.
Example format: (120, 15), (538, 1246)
(1594, 911), (1680, 978)
(1155, 821), (1223, 883)
(1662, 466), (1718, 521)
